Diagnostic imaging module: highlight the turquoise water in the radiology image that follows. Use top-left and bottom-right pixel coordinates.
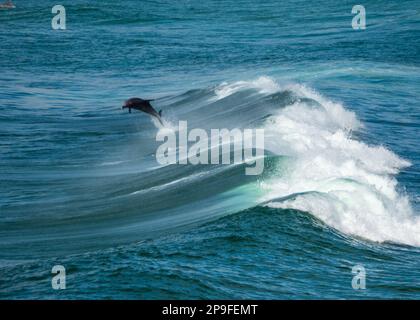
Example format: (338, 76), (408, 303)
(0, 0), (419, 299)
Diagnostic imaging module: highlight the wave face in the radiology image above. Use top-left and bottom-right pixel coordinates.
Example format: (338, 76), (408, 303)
(202, 77), (419, 246)
(1, 76), (418, 259)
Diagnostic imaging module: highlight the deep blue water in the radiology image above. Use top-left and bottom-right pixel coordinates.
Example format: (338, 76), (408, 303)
(0, 0), (419, 299)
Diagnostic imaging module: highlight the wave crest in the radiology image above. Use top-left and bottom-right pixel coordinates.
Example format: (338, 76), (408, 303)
(229, 77), (420, 246)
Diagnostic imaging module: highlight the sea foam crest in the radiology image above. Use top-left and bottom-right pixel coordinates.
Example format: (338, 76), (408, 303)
(216, 77), (419, 246)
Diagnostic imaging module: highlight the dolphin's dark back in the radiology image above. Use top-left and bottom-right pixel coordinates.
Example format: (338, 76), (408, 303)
(123, 97), (163, 125)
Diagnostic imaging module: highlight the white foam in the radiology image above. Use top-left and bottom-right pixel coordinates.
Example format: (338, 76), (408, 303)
(152, 116), (177, 131)
(222, 77), (420, 246)
(214, 76), (281, 100)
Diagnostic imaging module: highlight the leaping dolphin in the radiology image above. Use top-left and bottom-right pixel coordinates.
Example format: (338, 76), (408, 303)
(122, 97), (163, 125)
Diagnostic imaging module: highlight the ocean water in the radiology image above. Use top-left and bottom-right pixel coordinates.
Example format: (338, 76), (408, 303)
(0, 0), (419, 299)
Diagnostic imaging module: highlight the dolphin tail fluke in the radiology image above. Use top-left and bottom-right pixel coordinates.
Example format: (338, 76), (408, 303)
(155, 110), (163, 126)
